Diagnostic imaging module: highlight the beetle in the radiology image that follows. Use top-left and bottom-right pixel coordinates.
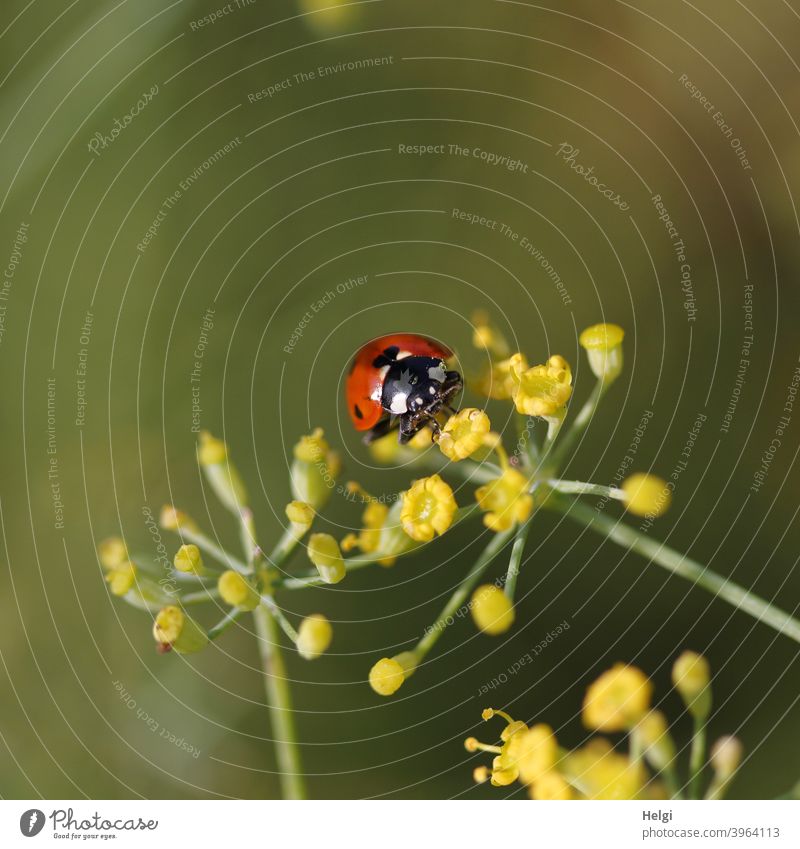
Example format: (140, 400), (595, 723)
(346, 333), (462, 443)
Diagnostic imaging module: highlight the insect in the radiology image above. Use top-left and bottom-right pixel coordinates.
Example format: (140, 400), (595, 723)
(346, 333), (463, 444)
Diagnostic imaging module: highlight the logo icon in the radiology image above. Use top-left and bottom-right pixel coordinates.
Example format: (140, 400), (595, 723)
(19, 809), (45, 837)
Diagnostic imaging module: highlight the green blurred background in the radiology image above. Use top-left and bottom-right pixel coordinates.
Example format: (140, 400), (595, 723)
(1, 0), (798, 799)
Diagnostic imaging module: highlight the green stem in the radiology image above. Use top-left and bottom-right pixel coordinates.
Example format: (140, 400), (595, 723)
(689, 717), (706, 799)
(208, 607), (245, 640)
(546, 479), (625, 500)
(414, 527), (515, 660)
(505, 517), (533, 600)
(261, 595), (299, 643)
(548, 377), (609, 470)
(252, 606), (307, 800)
(181, 588), (220, 605)
(180, 527), (248, 574)
(549, 496), (800, 644)
(278, 504), (481, 589)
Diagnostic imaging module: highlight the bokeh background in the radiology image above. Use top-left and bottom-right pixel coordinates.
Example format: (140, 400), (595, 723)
(1, 0), (799, 799)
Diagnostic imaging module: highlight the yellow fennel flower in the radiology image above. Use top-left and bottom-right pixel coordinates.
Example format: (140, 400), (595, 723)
(173, 544), (204, 575)
(400, 474), (457, 542)
(217, 570), (260, 610)
(470, 584), (515, 635)
(564, 739), (645, 800)
(291, 428), (340, 510)
(465, 708), (529, 787)
(369, 652), (417, 696)
(511, 723), (559, 785)
(285, 500), (315, 540)
(296, 614), (333, 660)
(530, 771), (573, 800)
(475, 468), (533, 532)
(622, 473), (671, 518)
(307, 533), (345, 584)
(436, 408), (491, 461)
(105, 560), (136, 596)
(579, 322), (625, 382)
(471, 310), (510, 358)
(341, 483), (390, 558)
(98, 537), (128, 569)
(583, 663), (652, 732)
(159, 505), (199, 533)
(511, 354), (572, 418)
(152, 606), (208, 654)
(473, 353), (528, 400)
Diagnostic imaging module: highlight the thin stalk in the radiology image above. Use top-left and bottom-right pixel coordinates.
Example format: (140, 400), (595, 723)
(181, 588), (220, 605)
(261, 595), (299, 643)
(548, 377), (610, 470)
(688, 717), (706, 799)
(549, 496), (800, 644)
(179, 527), (248, 574)
(208, 607), (245, 640)
(546, 479), (625, 500)
(505, 517), (533, 600)
(414, 527), (515, 660)
(278, 503), (481, 589)
(252, 605), (306, 800)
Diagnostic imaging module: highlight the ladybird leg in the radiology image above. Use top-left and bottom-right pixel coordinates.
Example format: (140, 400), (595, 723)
(362, 415), (398, 444)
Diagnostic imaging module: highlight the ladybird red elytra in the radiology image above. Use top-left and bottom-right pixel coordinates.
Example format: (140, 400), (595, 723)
(346, 334), (463, 444)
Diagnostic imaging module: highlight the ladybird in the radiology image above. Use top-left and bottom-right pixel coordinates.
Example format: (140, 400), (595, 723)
(346, 334), (463, 443)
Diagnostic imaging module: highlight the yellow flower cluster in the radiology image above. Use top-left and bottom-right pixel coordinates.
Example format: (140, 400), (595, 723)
(400, 474), (457, 542)
(98, 537), (137, 597)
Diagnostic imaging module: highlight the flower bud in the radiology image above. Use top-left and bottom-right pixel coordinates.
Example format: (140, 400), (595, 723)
(159, 505), (199, 533)
(579, 323), (625, 382)
(173, 544), (204, 575)
(98, 537), (128, 569)
(710, 735), (743, 780)
(635, 710), (676, 773)
(217, 570), (260, 610)
(307, 533), (345, 584)
(470, 584), (515, 635)
(105, 561), (136, 596)
(672, 651), (712, 720)
(290, 428), (340, 510)
(285, 500), (315, 540)
(296, 614), (333, 660)
(152, 606), (208, 654)
(622, 473), (671, 518)
(198, 431), (249, 513)
(368, 652), (417, 696)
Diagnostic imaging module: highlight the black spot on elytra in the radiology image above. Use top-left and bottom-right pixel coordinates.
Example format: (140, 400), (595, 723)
(372, 345), (400, 368)
(354, 404), (364, 420)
